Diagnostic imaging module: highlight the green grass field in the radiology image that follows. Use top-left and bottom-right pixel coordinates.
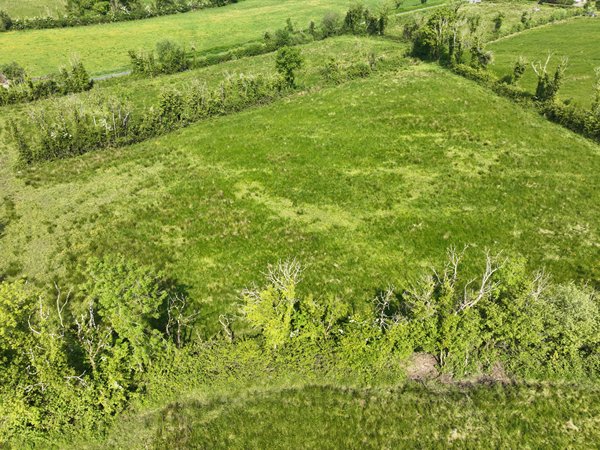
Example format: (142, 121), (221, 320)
(1, 42), (598, 328)
(0, 0), (381, 76)
(489, 17), (600, 107)
(1, 3), (600, 446)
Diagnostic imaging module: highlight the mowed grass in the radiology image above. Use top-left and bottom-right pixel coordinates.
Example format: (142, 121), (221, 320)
(0, 0), (381, 76)
(489, 18), (600, 107)
(102, 383), (600, 449)
(1, 57), (598, 328)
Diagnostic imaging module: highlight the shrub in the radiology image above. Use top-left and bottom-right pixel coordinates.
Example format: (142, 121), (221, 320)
(493, 13), (504, 33)
(0, 10), (12, 31)
(533, 55), (567, 102)
(321, 12), (342, 37)
(0, 62), (26, 84)
(512, 56), (527, 84)
(275, 46), (304, 87)
(156, 39), (188, 74)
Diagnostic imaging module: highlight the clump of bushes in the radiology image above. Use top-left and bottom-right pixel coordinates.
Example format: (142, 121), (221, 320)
(0, 255), (195, 440)
(129, 39), (189, 76)
(0, 61), (93, 106)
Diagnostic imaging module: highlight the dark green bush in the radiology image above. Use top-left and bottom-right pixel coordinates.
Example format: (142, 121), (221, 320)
(0, 10), (11, 31)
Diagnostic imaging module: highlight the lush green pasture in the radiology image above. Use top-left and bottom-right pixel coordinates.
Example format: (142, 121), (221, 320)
(0, 0), (381, 76)
(0, 0), (65, 18)
(489, 18), (600, 107)
(1, 59), (598, 327)
(98, 383), (600, 449)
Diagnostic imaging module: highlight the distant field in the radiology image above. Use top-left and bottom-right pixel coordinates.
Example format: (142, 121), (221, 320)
(1, 47), (598, 326)
(0, 0), (155, 17)
(0, 0), (381, 76)
(0, 0), (65, 18)
(98, 383), (600, 448)
(489, 18), (600, 107)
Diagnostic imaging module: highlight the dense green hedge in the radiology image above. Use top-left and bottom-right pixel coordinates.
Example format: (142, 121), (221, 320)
(1, 250), (597, 443)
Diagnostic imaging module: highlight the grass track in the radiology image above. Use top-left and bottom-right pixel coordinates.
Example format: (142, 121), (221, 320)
(489, 17), (600, 107)
(94, 382), (600, 449)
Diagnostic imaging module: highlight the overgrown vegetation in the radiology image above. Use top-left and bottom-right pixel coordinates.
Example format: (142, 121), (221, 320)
(0, 60), (93, 106)
(1, 251), (597, 443)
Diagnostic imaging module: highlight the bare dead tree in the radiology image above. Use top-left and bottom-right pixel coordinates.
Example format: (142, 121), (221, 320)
(75, 303), (113, 372)
(166, 293), (200, 348)
(459, 250), (506, 311)
(218, 314), (235, 343)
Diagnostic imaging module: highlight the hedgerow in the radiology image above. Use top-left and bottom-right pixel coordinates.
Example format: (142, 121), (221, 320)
(10, 72), (286, 164)
(0, 61), (93, 106)
(0, 250), (597, 443)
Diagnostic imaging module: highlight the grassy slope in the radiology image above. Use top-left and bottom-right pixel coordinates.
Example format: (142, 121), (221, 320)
(1, 55), (598, 329)
(96, 383), (600, 449)
(0, 0), (381, 76)
(489, 17), (600, 107)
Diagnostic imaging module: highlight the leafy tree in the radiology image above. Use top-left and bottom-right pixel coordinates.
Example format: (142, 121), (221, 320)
(275, 46), (304, 87)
